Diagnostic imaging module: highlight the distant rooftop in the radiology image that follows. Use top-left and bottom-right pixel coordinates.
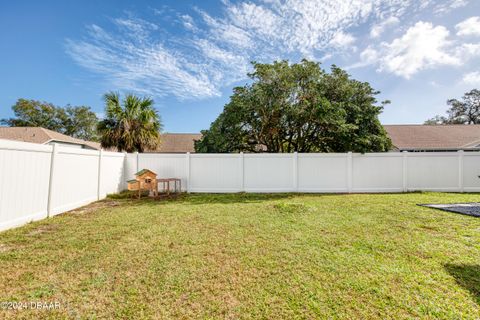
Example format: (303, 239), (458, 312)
(0, 127), (100, 150)
(0, 127), (202, 153)
(384, 124), (480, 151)
(151, 133), (202, 153)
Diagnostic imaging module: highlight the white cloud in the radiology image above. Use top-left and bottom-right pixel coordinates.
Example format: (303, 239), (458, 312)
(456, 16), (480, 36)
(463, 71), (480, 86)
(360, 46), (379, 64)
(180, 14), (197, 31)
(353, 21), (480, 78)
(66, 21), (221, 99)
(330, 31), (356, 48)
(66, 1), (471, 100)
(379, 22), (460, 78)
(434, 0), (469, 14)
(370, 16), (400, 38)
(456, 43), (480, 59)
(345, 46), (378, 69)
(211, 0), (420, 56)
(449, 0), (469, 8)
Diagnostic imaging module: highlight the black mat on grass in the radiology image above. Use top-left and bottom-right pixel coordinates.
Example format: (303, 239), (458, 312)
(418, 203), (480, 218)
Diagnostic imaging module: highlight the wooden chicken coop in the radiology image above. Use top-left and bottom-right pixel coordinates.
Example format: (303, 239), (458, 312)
(127, 169), (158, 198)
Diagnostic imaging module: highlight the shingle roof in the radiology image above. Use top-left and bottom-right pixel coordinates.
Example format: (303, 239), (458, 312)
(147, 133), (202, 153)
(0, 127), (101, 150)
(384, 124), (480, 151)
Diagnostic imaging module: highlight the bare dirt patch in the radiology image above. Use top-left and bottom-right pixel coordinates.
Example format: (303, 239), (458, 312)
(27, 224), (58, 236)
(0, 243), (11, 252)
(68, 200), (121, 215)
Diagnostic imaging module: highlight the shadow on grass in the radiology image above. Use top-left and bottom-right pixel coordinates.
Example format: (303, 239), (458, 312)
(445, 263), (480, 305)
(172, 193), (296, 205)
(108, 190), (452, 206)
(108, 191), (297, 205)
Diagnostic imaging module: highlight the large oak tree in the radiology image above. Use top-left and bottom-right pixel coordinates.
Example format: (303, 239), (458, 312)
(195, 60), (391, 153)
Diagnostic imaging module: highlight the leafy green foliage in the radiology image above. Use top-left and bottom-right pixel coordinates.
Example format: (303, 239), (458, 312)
(195, 60), (392, 153)
(97, 92), (162, 152)
(61, 106), (100, 140)
(1, 99), (99, 140)
(425, 89), (480, 124)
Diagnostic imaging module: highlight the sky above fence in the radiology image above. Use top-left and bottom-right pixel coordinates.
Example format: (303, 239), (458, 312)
(1, 0), (480, 132)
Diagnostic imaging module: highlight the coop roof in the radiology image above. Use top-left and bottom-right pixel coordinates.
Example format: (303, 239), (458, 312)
(134, 169), (156, 176)
(127, 179), (138, 183)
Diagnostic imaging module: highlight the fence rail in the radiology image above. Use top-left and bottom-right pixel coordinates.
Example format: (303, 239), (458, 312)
(2, 138), (480, 232)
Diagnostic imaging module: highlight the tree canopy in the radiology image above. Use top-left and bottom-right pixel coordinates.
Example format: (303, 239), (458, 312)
(97, 92), (162, 152)
(425, 89), (480, 125)
(1, 99), (99, 141)
(195, 60), (391, 153)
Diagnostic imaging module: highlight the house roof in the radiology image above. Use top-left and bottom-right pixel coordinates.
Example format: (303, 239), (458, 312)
(148, 133), (202, 153)
(6, 125), (479, 153)
(384, 124), (480, 151)
(0, 127), (101, 149)
(0, 127), (200, 152)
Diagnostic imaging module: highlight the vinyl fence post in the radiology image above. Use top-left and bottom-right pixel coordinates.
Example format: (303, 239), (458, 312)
(97, 149), (104, 200)
(402, 151), (408, 193)
(240, 152), (245, 192)
(122, 152), (127, 190)
(458, 150), (464, 192)
(135, 151), (139, 173)
(293, 152), (298, 192)
(47, 143), (58, 217)
(186, 152), (191, 193)
(347, 152), (353, 193)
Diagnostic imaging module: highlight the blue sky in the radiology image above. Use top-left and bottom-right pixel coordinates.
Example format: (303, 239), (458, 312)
(1, 0), (480, 133)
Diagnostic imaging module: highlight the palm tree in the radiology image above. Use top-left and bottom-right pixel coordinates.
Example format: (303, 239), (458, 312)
(98, 92), (162, 152)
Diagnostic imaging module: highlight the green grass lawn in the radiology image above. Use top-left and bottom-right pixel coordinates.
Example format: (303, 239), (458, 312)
(0, 192), (479, 319)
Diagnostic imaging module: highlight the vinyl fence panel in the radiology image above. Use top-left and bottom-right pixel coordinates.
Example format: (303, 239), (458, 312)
(297, 153), (349, 192)
(0, 140), (52, 231)
(124, 153), (138, 184)
(99, 151), (125, 198)
(244, 154), (294, 192)
(462, 152), (480, 192)
(50, 148), (100, 215)
(352, 153), (404, 192)
(138, 153), (188, 191)
(0, 140), (125, 231)
(406, 153), (460, 191)
(189, 154), (242, 192)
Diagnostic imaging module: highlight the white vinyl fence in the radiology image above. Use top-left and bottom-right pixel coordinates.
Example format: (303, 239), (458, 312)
(2, 139), (480, 232)
(125, 151), (480, 193)
(0, 139), (124, 231)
